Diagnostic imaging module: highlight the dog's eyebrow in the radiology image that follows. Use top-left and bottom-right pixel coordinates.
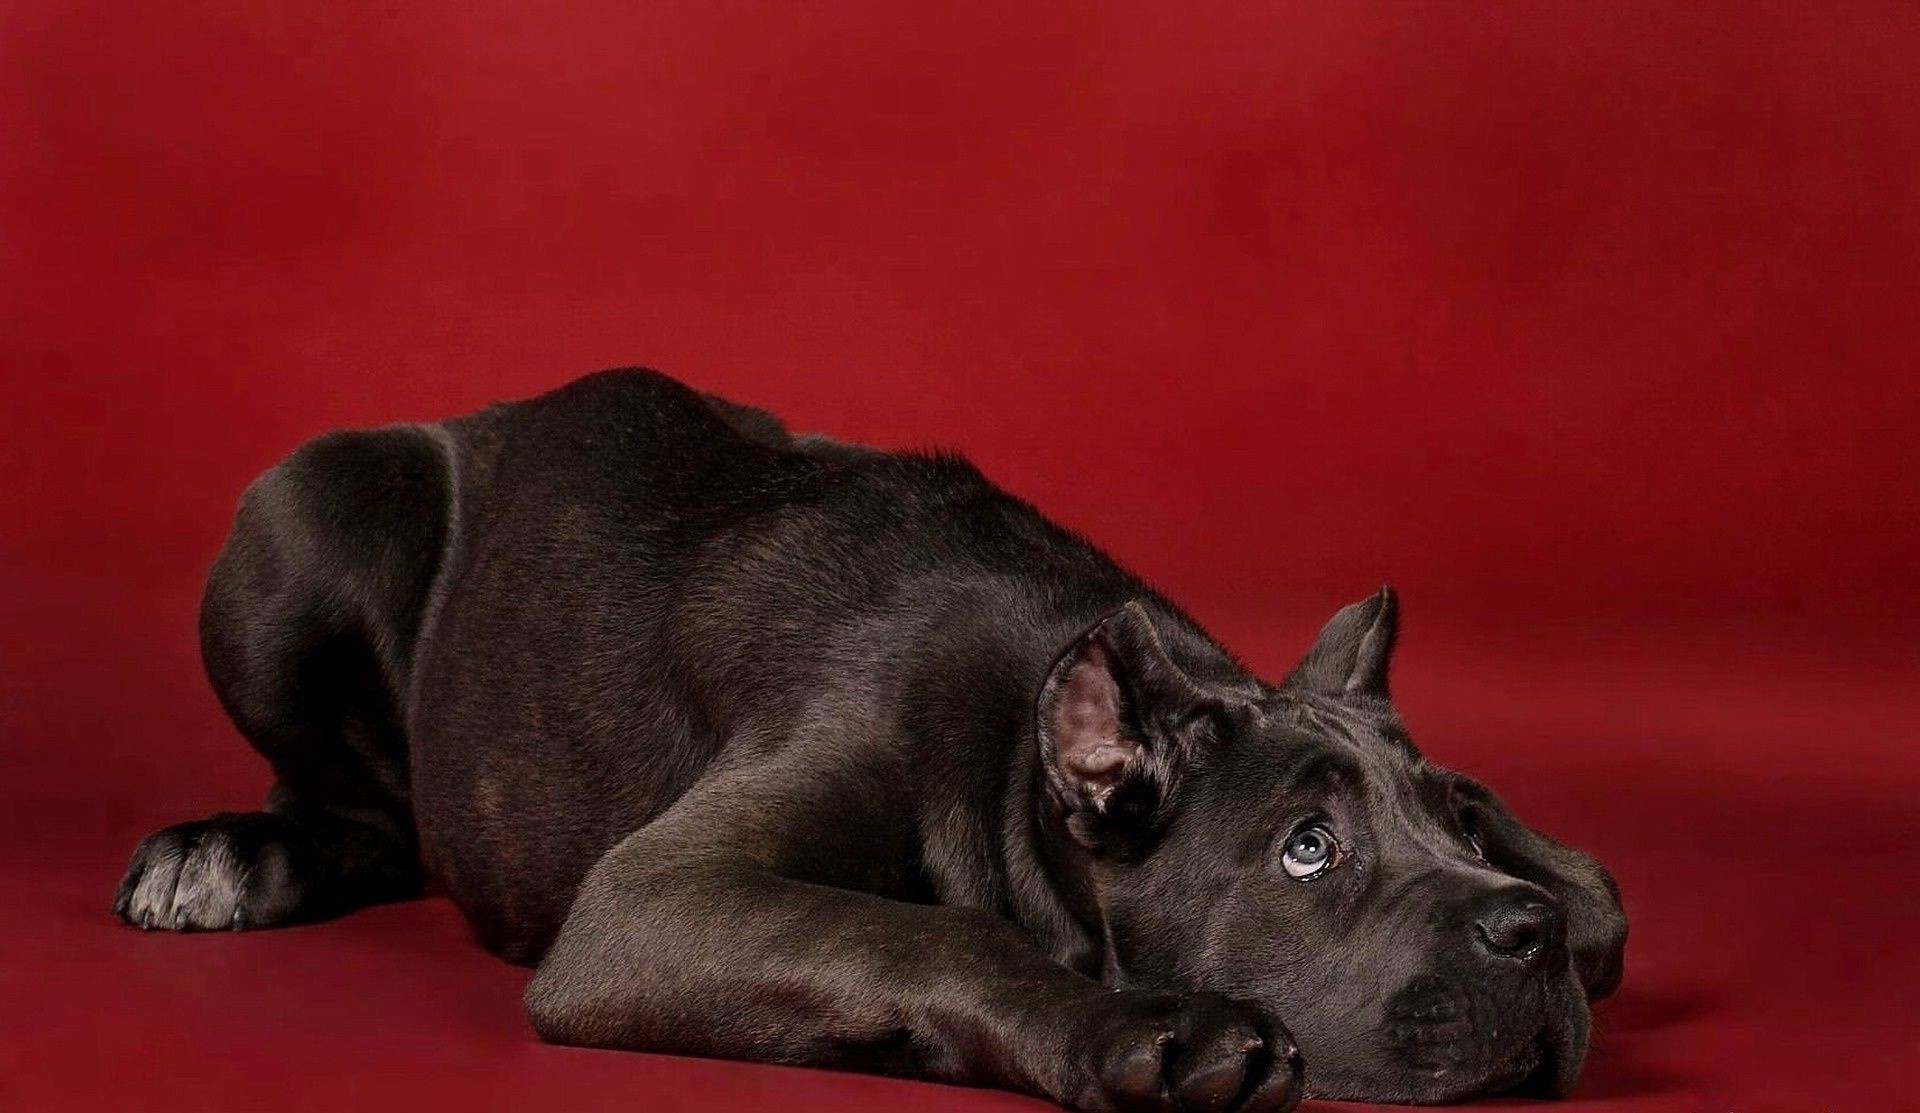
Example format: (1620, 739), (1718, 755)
(1284, 751), (1367, 796)
(1435, 770), (1494, 803)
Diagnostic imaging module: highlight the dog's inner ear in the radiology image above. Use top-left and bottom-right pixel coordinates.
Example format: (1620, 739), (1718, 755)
(1037, 602), (1210, 831)
(1282, 585), (1399, 699)
(1045, 640), (1133, 805)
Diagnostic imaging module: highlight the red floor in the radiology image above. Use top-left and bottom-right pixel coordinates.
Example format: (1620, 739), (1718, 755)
(3, 578), (1913, 1112)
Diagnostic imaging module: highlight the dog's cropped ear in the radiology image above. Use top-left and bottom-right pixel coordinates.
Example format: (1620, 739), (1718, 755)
(1037, 602), (1221, 850)
(1282, 585), (1398, 700)
(1459, 781), (1629, 1000)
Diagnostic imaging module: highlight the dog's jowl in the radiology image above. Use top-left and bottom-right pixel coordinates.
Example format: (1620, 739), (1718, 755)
(115, 370), (1625, 1109)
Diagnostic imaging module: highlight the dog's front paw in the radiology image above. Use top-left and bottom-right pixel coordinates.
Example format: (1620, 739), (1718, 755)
(1068, 990), (1302, 1113)
(114, 812), (309, 931)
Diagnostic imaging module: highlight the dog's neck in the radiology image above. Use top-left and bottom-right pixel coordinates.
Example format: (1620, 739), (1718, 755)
(1000, 737), (1108, 976)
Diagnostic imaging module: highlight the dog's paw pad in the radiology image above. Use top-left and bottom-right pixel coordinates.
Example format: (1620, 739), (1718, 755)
(113, 813), (308, 931)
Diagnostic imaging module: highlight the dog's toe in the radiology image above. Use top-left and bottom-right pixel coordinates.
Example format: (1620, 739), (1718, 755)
(118, 827), (190, 929)
(114, 813), (307, 931)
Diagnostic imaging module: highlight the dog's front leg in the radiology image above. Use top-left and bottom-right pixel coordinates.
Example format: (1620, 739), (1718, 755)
(524, 769), (1302, 1112)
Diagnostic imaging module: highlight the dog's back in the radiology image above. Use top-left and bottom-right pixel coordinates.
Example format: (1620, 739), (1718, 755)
(151, 369), (1160, 959)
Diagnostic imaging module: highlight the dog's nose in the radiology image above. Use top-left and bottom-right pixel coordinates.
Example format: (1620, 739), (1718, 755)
(1473, 890), (1565, 967)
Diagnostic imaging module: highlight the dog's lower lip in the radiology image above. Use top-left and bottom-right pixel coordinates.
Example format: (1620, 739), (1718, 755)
(1513, 1033), (1560, 1097)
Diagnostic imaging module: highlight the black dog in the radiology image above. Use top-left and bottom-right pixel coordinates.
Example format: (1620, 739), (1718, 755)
(115, 369), (1625, 1109)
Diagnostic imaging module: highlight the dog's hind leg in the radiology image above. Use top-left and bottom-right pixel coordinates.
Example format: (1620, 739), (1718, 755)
(115, 425), (454, 931)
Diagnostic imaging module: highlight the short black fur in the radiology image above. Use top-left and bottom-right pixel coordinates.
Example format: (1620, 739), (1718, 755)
(116, 369), (1626, 1110)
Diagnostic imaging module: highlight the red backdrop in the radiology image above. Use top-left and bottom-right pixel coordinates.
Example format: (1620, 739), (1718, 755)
(3, 3), (1915, 1111)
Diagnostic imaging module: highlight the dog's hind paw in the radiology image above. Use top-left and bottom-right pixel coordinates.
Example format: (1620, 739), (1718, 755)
(113, 812), (310, 931)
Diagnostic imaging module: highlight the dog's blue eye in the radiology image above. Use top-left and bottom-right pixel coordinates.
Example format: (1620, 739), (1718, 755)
(1282, 825), (1338, 880)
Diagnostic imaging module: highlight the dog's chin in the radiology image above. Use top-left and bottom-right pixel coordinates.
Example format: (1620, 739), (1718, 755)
(1314, 968), (1592, 1104)
(1526, 967), (1593, 1098)
(1469, 1003), (1589, 1103)
(1449, 969), (1592, 1103)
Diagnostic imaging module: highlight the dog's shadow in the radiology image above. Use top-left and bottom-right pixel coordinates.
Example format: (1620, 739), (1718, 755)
(1562, 984), (1714, 1102)
(1593, 983), (1716, 1033)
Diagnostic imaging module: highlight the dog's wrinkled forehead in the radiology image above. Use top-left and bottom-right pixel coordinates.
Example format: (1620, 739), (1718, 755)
(1247, 685), (1423, 787)
(1237, 689), (1465, 839)
(1273, 688), (1418, 760)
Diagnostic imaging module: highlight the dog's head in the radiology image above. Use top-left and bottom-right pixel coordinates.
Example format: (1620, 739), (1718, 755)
(1036, 588), (1626, 1103)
